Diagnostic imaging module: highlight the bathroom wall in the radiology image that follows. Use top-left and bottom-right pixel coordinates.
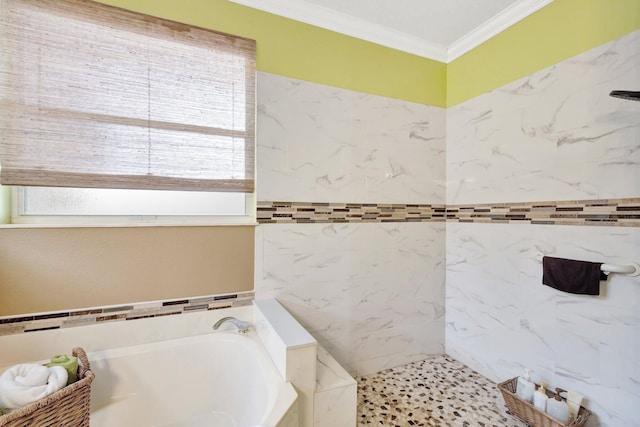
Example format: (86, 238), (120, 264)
(447, 0), (640, 106)
(254, 72), (446, 376)
(1, 8), (637, 422)
(0, 0), (445, 319)
(95, 0), (445, 107)
(446, 30), (640, 427)
(0, 226), (254, 316)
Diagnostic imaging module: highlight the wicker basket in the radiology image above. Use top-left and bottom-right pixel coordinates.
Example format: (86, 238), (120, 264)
(0, 347), (94, 427)
(498, 377), (591, 427)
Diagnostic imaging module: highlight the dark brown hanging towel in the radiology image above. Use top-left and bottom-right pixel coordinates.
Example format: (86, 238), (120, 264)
(542, 256), (608, 295)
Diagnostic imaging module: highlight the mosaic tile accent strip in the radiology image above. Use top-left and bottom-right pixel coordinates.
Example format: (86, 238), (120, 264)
(0, 291), (254, 337)
(447, 198), (640, 227)
(357, 354), (528, 427)
(257, 201), (446, 223)
(258, 198), (640, 227)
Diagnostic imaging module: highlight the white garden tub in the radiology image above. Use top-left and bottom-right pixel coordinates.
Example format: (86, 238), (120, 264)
(89, 330), (298, 427)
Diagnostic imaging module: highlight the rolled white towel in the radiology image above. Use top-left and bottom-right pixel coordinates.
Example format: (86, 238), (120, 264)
(0, 364), (68, 409)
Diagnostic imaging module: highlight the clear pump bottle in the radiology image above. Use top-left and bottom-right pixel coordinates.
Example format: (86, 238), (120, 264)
(515, 368), (535, 403)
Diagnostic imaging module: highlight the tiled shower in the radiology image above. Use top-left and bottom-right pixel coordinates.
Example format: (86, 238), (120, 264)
(254, 30), (640, 427)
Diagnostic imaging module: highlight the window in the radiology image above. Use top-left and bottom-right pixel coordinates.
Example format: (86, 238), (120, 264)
(12, 187), (252, 225)
(0, 0), (256, 225)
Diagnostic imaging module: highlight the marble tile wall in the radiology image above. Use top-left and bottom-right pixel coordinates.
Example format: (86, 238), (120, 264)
(446, 223), (640, 427)
(255, 222), (445, 377)
(255, 72), (447, 377)
(447, 31), (640, 205)
(257, 72), (447, 205)
(445, 31), (640, 427)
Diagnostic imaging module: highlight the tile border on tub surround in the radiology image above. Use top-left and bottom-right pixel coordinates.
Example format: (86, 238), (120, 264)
(258, 198), (640, 227)
(0, 291), (254, 337)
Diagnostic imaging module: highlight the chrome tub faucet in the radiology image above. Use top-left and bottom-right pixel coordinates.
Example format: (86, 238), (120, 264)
(212, 316), (250, 334)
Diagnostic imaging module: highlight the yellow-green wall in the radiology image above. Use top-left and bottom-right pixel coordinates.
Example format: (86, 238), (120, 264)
(447, 0), (640, 106)
(94, 0), (638, 108)
(94, 0), (447, 107)
(0, 0), (637, 118)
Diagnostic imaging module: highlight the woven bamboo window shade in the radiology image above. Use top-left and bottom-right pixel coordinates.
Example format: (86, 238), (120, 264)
(0, 0), (256, 192)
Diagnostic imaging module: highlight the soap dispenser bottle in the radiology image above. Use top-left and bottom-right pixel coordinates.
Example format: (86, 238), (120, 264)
(546, 388), (569, 424)
(515, 368), (535, 403)
(533, 381), (549, 412)
(565, 390), (584, 423)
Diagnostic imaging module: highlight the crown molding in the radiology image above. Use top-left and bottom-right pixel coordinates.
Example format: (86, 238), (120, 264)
(229, 0), (448, 62)
(229, 0), (554, 64)
(447, 0), (554, 62)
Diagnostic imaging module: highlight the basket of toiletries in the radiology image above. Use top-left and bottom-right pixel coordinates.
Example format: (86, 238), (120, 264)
(498, 372), (591, 427)
(0, 347), (94, 427)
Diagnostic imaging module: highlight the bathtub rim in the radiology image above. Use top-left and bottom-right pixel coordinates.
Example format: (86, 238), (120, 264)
(0, 303), (299, 427)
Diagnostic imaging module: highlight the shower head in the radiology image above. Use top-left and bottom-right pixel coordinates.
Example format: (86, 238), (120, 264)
(609, 90), (640, 101)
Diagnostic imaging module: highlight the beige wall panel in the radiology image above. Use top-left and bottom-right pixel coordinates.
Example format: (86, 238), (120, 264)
(0, 226), (254, 316)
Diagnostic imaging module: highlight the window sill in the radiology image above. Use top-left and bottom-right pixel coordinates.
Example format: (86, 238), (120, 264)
(2, 217), (258, 228)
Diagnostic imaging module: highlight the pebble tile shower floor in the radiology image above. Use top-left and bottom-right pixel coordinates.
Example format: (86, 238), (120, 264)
(357, 355), (529, 427)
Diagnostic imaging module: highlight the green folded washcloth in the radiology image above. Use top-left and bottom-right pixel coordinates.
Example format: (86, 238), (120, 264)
(47, 354), (78, 385)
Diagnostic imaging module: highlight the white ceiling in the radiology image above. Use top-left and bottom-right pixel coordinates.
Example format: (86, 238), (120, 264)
(229, 0), (554, 63)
